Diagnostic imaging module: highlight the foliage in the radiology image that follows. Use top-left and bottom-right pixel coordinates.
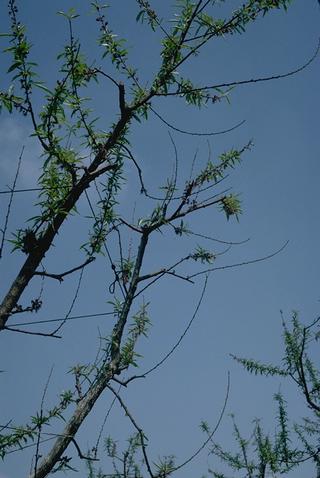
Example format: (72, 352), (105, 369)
(206, 313), (320, 478)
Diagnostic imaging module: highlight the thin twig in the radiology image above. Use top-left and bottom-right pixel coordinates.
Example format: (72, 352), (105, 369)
(151, 106), (246, 136)
(120, 144), (148, 195)
(7, 436), (56, 455)
(34, 367), (54, 477)
(0, 146), (24, 259)
(160, 39), (320, 98)
(107, 384), (154, 478)
(34, 257), (95, 282)
(173, 371), (230, 473)
(144, 275), (209, 377)
(85, 187), (126, 299)
(93, 68), (120, 88)
(135, 0), (173, 42)
(8, 311), (114, 328)
(189, 241), (289, 279)
(187, 228), (250, 246)
(71, 438), (99, 461)
(135, 255), (192, 298)
(118, 218), (143, 233)
(3, 326), (61, 338)
(93, 387), (119, 459)
(137, 254), (193, 284)
(51, 266), (85, 336)
(121, 275), (209, 386)
(166, 131), (179, 206)
(0, 187), (42, 195)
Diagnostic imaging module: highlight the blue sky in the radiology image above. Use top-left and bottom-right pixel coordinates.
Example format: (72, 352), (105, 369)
(0, 1), (320, 477)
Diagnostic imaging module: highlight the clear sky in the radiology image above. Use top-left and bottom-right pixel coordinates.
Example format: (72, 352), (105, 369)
(0, 1), (320, 477)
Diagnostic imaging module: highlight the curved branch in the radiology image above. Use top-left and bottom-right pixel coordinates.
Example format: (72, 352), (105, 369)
(173, 372), (230, 473)
(186, 228), (250, 246)
(151, 106), (246, 136)
(120, 144), (148, 195)
(93, 388), (118, 458)
(50, 266), (86, 336)
(296, 327), (320, 413)
(189, 241), (289, 279)
(145, 275), (208, 377)
(107, 384), (154, 478)
(157, 39), (320, 98)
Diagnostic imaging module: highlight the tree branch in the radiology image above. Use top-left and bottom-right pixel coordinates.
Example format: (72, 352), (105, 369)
(3, 325), (61, 339)
(107, 383), (154, 478)
(0, 146), (23, 259)
(34, 368), (54, 477)
(158, 39), (320, 98)
(71, 438), (99, 461)
(0, 135), (126, 331)
(28, 365), (114, 478)
(28, 229), (150, 477)
(172, 371), (230, 473)
(151, 106), (246, 137)
(34, 257), (95, 283)
(189, 241), (289, 279)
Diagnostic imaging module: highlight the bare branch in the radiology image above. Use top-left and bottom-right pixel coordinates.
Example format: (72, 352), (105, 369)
(151, 106), (246, 137)
(137, 254), (193, 284)
(107, 383), (154, 478)
(3, 326), (61, 339)
(7, 437), (55, 456)
(185, 228), (250, 246)
(173, 371), (230, 473)
(112, 276), (209, 388)
(159, 39), (320, 98)
(0, 187), (42, 195)
(143, 275), (209, 378)
(34, 257), (95, 282)
(8, 311), (114, 328)
(188, 241), (289, 279)
(135, 255), (192, 298)
(34, 368), (54, 477)
(71, 438), (99, 461)
(93, 388), (119, 459)
(0, 146), (23, 259)
(94, 68), (121, 88)
(50, 266), (86, 336)
(120, 144), (148, 195)
(118, 218), (143, 234)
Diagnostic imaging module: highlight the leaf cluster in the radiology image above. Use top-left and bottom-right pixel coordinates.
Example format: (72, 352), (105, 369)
(216, 313), (320, 477)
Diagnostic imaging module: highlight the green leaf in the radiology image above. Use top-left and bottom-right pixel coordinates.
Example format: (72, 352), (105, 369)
(7, 61), (22, 73)
(33, 82), (53, 94)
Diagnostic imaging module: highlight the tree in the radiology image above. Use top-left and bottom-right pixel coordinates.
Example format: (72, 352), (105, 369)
(204, 313), (320, 478)
(0, 1), (318, 477)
